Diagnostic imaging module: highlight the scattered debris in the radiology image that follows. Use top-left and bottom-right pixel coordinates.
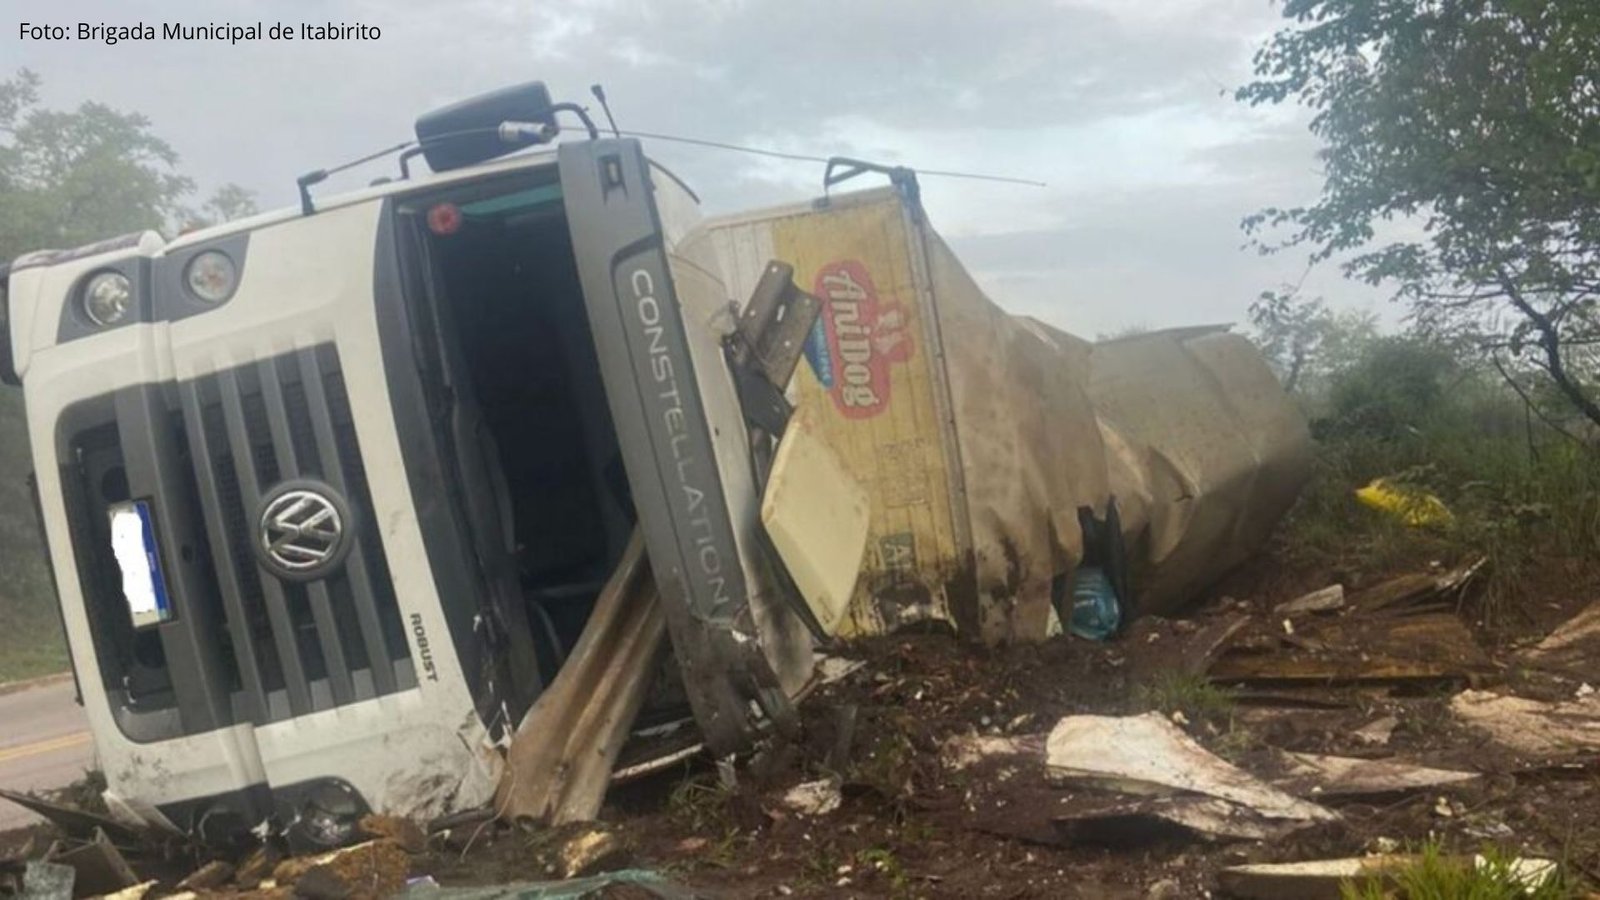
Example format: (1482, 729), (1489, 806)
(232, 843), (283, 889)
(1274, 585), (1344, 617)
(1053, 795), (1304, 844)
(496, 531), (667, 826)
(1451, 689), (1600, 758)
(1210, 613), (1493, 685)
(1521, 600), (1600, 675)
(12, 861), (74, 900)
(777, 778), (842, 817)
(1176, 614), (1251, 676)
(1270, 751), (1479, 798)
(1345, 558), (1486, 616)
(556, 826), (625, 880)
(1145, 877), (1183, 899)
(44, 829), (138, 897)
(174, 859), (234, 892)
(95, 880), (155, 900)
(1219, 852), (1559, 899)
(400, 869), (695, 899)
(1472, 853), (1559, 891)
(1045, 713), (1336, 825)
(0, 790), (146, 845)
(1355, 477), (1453, 527)
(1218, 856), (1411, 899)
(355, 814), (427, 855)
(940, 733), (1045, 772)
(1351, 715), (1399, 746)
(272, 840), (410, 899)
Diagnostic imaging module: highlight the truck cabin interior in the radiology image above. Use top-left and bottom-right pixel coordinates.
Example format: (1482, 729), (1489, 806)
(396, 170), (636, 699)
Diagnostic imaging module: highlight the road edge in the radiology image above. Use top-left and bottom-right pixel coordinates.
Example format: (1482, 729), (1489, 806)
(0, 671), (73, 699)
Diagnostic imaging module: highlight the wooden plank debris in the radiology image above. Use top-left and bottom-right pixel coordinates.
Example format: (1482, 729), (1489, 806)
(1274, 585), (1344, 617)
(1521, 601), (1600, 674)
(1209, 613), (1493, 686)
(1177, 614), (1252, 676)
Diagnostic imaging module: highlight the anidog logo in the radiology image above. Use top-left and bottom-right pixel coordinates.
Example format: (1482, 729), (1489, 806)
(808, 260), (913, 419)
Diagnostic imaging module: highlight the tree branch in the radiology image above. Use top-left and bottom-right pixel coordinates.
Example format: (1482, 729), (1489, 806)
(1498, 269), (1600, 430)
(1489, 351), (1586, 447)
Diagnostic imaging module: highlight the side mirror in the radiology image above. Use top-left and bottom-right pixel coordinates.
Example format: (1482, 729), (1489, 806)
(414, 81), (559, 173)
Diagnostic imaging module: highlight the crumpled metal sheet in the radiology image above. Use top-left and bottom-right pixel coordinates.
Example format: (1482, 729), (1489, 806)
(1086, 327), (1313, 616)
(929, 228), (1311, 635)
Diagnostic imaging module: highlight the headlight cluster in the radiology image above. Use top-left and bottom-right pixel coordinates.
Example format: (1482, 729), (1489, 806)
(82, 271), (134, 326)
(79, 249), (238, 328)
(184, 250), (238, 304)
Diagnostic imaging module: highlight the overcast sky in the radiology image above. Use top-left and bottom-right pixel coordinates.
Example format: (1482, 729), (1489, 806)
(3, 0), (1393, 336)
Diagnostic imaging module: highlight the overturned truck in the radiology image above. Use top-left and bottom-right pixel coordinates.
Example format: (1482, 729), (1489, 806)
(0, 83), (1309, 846)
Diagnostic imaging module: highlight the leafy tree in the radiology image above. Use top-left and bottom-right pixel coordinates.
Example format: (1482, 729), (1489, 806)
(0, 68), (256, 259)
(1239, 0), (1600, 428)
(1249, 287), (1379, 398)
(196, 182), (258, 227)
(1326, 336), (1459, 436)
(0, 69), (255, 677)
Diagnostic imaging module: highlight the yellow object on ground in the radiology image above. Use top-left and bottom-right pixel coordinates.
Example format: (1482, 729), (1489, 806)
(1355, 479), (1454, 527)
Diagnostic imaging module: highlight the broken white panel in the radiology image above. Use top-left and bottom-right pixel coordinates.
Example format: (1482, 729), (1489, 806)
(1053, 794), (1308, 844)
(1219, 857), (1409, 899)
(1046, 713), (1336, 823)
(761, 410), (871, 636)
(1474, 854), (1558, 891)
(1272, 751), (1479, 797)
(1451, 690), (1600, 757)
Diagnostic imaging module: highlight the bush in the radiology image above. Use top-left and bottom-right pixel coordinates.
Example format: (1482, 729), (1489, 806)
(1277, 334), (1600, 625)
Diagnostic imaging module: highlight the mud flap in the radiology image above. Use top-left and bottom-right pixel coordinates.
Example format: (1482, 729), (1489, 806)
(558, 139), (797, 755)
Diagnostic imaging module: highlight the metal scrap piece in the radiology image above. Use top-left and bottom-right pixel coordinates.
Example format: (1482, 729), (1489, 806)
(496, 530), (666, 825)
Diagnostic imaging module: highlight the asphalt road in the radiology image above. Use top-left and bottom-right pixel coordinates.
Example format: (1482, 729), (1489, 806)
(0, 677), (94, 832)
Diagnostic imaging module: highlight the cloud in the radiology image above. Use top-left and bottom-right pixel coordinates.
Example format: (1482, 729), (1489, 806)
(2, 0), (1391, 334)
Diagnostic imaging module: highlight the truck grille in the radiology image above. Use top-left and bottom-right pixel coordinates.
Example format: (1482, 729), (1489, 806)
(61, 344), (417, 740)
(180, 346), (416, 724)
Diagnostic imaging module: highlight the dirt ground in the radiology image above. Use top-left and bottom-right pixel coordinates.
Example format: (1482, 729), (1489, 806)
(5, 541), (1598, 898)
(409, 542), (1600, 898)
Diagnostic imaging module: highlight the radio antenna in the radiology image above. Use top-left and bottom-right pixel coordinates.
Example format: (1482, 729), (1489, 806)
(590, 84), (621, 137)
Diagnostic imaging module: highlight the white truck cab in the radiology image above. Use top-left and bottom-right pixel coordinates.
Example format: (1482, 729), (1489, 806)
(1, 83), (813, 847)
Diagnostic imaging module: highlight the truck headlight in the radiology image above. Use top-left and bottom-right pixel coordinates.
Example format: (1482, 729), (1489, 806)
(184, 250), (238, 303)
(83, 271), (134, 326)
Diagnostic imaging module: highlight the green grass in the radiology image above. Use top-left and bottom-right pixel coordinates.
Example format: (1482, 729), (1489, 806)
(0, 599), (69, 684)
(1135, 671), (1236, 723)
(1340, 841), (1576, 899)
(0, 390), (67, 683)
(665, 771), (736, 834)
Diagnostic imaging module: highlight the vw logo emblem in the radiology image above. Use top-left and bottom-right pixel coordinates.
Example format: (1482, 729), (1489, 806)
(255, 480), (353, 580)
